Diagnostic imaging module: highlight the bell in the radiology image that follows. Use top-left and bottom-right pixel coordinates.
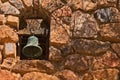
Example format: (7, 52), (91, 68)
(22, 36), (42, 58)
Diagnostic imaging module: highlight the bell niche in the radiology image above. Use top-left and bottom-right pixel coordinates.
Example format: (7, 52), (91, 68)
(18, 18), (50, 60)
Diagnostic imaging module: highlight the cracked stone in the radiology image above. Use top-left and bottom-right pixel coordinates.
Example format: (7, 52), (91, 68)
(83, 69), (119, 80)
(62, 54), (93, 72)
(71, 39), (110, 55)
(9, 0), (24, 10)
(0, 2), (20, 15)
(100, 23), (120, 42)
(71, 11), (98, 38)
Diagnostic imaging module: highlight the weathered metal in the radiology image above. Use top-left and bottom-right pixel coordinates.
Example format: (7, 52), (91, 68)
(22, 35), (42, 58)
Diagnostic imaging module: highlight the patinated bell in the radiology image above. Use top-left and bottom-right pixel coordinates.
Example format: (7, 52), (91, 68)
(22, 36), (42, 58)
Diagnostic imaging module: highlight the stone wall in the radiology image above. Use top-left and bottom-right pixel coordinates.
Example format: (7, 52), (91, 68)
(0, 0), (120, 80)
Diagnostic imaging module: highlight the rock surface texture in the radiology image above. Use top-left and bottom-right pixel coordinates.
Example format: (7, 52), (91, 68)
(0, 0), (120, 80)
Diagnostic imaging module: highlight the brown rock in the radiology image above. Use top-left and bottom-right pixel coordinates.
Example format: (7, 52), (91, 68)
(11, 60), (55, 75)
(97, 0), (116, 7)
(22, 72), (59, 80)
(0, 25), (18, 44)
(112, 43), (120, 57)
(0, 51), (2, 64)
(0, 69), (21, 80)
(64, 0), (96, 11)
(62, 54), (92, 72)
(60, 44), (74, 56)
(49, 46), (63, 62)
(0, 45), (3, 51)
(0, 58), (17, 69)
(52, 6), (72, 18)
(71, 39), (110, 55)
(100, 23), (120, 42)
(0, 2), (20, 15)
(93, 51), (120, 70)
(55, 69), (78, 80)
(1, 0), (8, 3)
(41, 0), (64, 13)
(83, 69), (119, 80)
(22, 0), (33, 7)
(3, 43), (16, 58)
(71, 11), (98, 38)
(0, 14), (6, 25)
(6, 15), (19, 30)
(9, 0), (24, 10)
(50, 18), (70, 46)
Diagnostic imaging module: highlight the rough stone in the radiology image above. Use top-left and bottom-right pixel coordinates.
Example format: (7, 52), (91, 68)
(52, 6), (72, 18)
(94, 7), (120, 23)
(83, 69), (119, 80)
(112, 43), (120, 57)
(0, 45), (3, 51)
(22, 72), (59, 80)
(55, 69), (78, 80)
(93, 51), (120, 70)
(3, 43), (16, 58)
(12, 60), (55, 75)
(6, 15), (19, 30)
(0, 2), (20, 15)
(71, 11), (98, 38)
(100, 23), (120, 42)
(42, 0), (64, 13)
(0, 69), (21, 80)
(0, 51), (2, 64)
(0, 58), (17, 70)
(62, 54), (92, 72)
(9, 0), (24, 10)
(63, 0), (96, 11)
(71, 39), (110, 55)
(60, 44), (74, 56)
(50, 18), (70, 46)
(49, 46), (63, 62)
(0, 25), (18, 44)
(0, 14), (6, 25)
(22, 0), (33, 7)
(1, 0), (8, 3)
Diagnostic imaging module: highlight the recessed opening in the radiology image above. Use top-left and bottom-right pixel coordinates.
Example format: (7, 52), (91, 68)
(17, 17), (50, 60)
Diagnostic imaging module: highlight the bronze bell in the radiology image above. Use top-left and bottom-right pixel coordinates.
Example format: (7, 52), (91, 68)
(22, 36), (42, 58)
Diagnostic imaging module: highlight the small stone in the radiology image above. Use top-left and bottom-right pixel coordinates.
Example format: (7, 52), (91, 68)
(3, 43), (16, 58)
(0, 69), (21, 80)
(71, 39), (110, 55)
(112, 43), (120, 57)
(49, 46), (63, 62)
(6, 15), (19, 30)
(0, 45), (4, 51)
(55, 69), (78, 80)
(22, 72), (59, 80)
(50, 18), (70, 46)
(22, 0), (33, 7)
(62, 54), (92, 72)
(0, 2), (20, 15)
(9, 0), (24, 10)
(0, 51), (2, 64)
(0, 57), (16, 69)
(100, 23), (120, 42)
(93, 51), (120, 70)
(94, 7), (119, 23)
(0, 25), (18, 44)
(83, 69), (119, 80)
(71, 11), (98, 38)
(1, 0), (8, 3)
(12, 60), (55, 75)
(64, 0), (96, 11)
(0, 14), (6, 25)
